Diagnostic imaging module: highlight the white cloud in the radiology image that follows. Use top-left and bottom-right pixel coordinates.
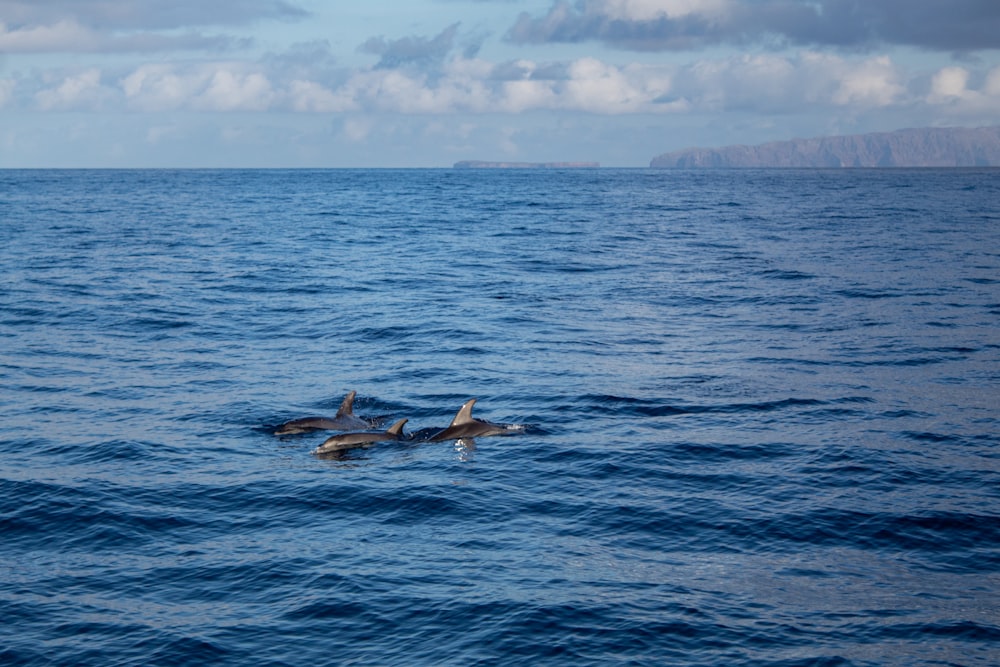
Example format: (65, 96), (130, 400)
(122, 63), (277, 112)
(930, 67), (969, 98)
(925, 65), (1000, 117)
(317, 56), (675, 115)
(196, 70), (274, 111)
(682, 53), (799, 111)
(12, 43), (998, 126)
(830, 55), (903, 107)
(122, 64), (200, 111)
(563, 58), (667, 113)
(672, 52), (908, 113)
(500, 78), (558, 113)
(363, 70), (439, 113)
(287, 80), (353, 113)
(35, 68), (110, 110)
(331, 62), (493, 115)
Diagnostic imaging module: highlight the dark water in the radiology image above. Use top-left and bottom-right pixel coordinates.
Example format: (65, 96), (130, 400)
(1, 168), (998, 666)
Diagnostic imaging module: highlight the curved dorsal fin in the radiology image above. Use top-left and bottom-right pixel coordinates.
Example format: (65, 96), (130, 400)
(449, 399), (477, 426)
(387, 418), (408, 435)
(336, 390), (357, 417)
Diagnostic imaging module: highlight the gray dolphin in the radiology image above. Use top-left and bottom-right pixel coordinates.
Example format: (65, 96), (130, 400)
(426, 399), (514, 442)
(312, 418), (409, 455)
(273, 390), (371, 435)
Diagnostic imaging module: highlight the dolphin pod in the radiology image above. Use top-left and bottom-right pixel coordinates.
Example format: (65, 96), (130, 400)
(273, 392), (525, 455)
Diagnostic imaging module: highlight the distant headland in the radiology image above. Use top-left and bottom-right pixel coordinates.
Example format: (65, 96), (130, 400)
(454, 161), (600, 169)
(650, 126), (1000, 168)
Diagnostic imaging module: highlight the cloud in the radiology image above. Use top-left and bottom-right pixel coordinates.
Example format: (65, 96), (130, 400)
(0, 0), (306, 53)
(507, 0), (733, 51)
(121, 62), (277, 111)
(35, 67), (110, 110)
(0, 0), (307, 30)
(120, 64), (193, 110)
(829, 55), (904, 107)
(0, 20), (244, 53)
(0, 20), (100, 51)
(262, 40), (340, 80)
(925, 64), (1000, 116)
(931, 67), (970, 98)
(287, 79), (352, 113)
(506, 0), (1000, 52)
(25, 57), (350, 115)
(293, 50), (908, 116)
(198, 69), (275, 111)
(496, 62), (561, 112)
(666, 51), (907, 113)
(317, 55), (668, 115)
(13, 44), (1000, 122)
(562, 58), (669, 113)
(358, 23), (486, 70)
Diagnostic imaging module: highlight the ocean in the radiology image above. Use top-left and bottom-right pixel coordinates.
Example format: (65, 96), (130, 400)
(1, 168), (998, 666)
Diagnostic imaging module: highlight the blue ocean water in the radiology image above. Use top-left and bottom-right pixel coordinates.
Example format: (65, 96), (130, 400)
(1, 168), (998, 666)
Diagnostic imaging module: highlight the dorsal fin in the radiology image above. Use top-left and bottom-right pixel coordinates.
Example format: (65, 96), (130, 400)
(336, 390), (357, 417)
(449, 399), (477, 426)
(386, 418), (408, 435)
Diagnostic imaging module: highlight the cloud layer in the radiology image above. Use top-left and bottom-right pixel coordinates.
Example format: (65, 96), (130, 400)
(1, 0), (307, 29)
(0, 0), (305, 52)
(507, 0), (1000, 52)
(9, 47), (999, 121)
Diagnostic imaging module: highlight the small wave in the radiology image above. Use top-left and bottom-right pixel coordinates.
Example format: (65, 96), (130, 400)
(574, 394), (828, 418)
(758, 269), (817, 281)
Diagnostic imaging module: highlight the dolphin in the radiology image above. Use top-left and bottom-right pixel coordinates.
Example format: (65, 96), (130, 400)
(273, 390), (371, 435)
(426, 399), (515, 442)
(312, 418), (409, 455)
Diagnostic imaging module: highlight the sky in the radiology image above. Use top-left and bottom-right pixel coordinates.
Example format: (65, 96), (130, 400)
(1, 0), (999, 167)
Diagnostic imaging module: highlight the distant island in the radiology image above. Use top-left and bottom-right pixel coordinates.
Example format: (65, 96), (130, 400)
(454, 161), (600, 169)
(650, 126), (1000, 168)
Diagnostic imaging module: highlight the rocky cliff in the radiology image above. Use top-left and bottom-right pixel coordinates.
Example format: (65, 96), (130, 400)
(650, 126), (1000, 168)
